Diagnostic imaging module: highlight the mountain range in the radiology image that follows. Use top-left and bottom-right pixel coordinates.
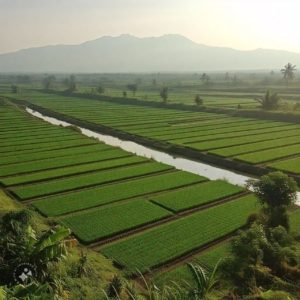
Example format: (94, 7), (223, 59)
(0, 34), (299, 73)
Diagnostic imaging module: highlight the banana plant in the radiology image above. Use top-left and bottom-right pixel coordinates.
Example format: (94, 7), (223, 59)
(30, 226), (70, 263)
(1, 282), (56, 300)
(28, 226), (71, 280)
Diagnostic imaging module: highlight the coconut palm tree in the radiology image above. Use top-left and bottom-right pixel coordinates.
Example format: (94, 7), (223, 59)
(255, 90), (280, 110)
(281, 63), (296, 86)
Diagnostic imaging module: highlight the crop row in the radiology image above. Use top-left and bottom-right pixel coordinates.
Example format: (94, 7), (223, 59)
(1, 156), (146, 186)
(18, 91), (300, 174)
(152, 121), (290, 141)
(157, 208), (300, 284)
(11, 162), (172, 199)
(0, 137), (95, 155)
(156, 243), (230, 285)
(33, 171), (206, 216)
(0, 143), (109, 165)
(210, 135), (300, 157)
(0, 134), (89, 154)
(235, 143), (300, 164)
(268, 157), (300, 174)
(0, 148), (130, 177)
(130, 117), (231, 135)
(0, 126), (62, 139)
(187, 129), (300, 151)
(150, 180), (244, 212)
(1, 131), (84, 148)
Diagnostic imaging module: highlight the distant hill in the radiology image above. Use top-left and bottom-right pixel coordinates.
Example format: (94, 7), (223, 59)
(0, 34), (299, 72)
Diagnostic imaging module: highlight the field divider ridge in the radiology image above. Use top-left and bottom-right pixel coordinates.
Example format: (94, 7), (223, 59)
(91, 191), (249, 249)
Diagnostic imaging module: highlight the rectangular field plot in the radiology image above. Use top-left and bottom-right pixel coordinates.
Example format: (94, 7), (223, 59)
(100, 195), (258, 274)
(1, 130), (77, 146)
(151, 120), (284, 141)
(0, 156), (146, 186)
(33, 171), (206, 216)
(61, 200), (172, 243)
(290, 209), (300, 235)
(0, 127), (64, 139)
(235, 143), (300, 164)
(186, 129), (300, 150)
(0, 132), (90, 151)
(0, 138), (95, 154)
(156, 243), (230, 285)
(15, 91), (300, 174)
(210, 135), (300, 157)
(169, 124), (297, 145)
(150, 180), (244, 212)
(0, 148), (130, 176)
(0, 143), (109, 165)
(10, 161), (172, 199)
(267, 157), (300, 174)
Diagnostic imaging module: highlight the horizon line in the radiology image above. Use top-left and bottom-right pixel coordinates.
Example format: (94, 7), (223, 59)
(1, 33), (299, 56)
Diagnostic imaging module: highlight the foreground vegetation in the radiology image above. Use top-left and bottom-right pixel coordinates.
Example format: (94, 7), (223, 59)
(1, 171), (299, 299)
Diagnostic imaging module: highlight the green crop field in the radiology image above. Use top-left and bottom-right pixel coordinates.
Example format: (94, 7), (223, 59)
(290, 209), (300, 236)
(101, 195), (258, 274)
(0, 156), (147, 186)
(151, 121), (290, 140)
(11, 90), (300, 177)
(210, 136), (300, 157)
(0, 143), (110, 165)
(169, 124), (297, 145)
(155, 243), (231, 285)
(0, 138), (96, 154)
(267, 157), (300, 174)
(235, 144), (300, 164)
(10, 161), (172, 199)
(187, 129), (300, 151)
(33, 171), (206, 216)
(0, 148), (131, 176)
(61, 200), (172, 243)
(158, 208), (300, 285)
(150, 180), (244, 212)
(1, 94), (297, 288)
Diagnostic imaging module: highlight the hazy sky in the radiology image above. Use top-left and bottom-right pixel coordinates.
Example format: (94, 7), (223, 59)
(0, 0), (299, 54)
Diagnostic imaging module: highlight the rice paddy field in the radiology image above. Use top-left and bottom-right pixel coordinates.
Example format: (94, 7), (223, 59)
(11, 90), (300, 177)
(1, 78), (300, 281)
(69, 75), (300, 109)
(91, 87), (261, 109)
(0, 100), (261, 276)
(157, 208), (300, 285)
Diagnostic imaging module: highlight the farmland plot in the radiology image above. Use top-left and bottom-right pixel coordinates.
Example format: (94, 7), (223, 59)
(101, 195), (258, 274)
(61, 201), (172, 243)
(33, 171), (206, 216)
(0, 100), (283, 281)
(17, 91), (300, 175)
